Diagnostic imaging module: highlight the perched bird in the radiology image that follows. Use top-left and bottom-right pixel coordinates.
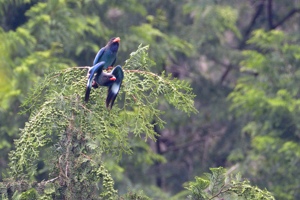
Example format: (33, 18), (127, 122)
(85, 62), (124, 109)
(85, 61), (112, 102)
(87, 37), (120, 88)
(101, 65), (124, 109)
(85, 37), (120, 102)
(93, 37), (120, 68)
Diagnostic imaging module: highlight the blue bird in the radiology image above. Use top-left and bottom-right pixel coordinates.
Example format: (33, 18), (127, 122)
(84, 61), (115, 102)
(93, 37), (120, 68)
(85, 37), (120, 102)
(85, 62), (124, 109)
(101, 65), (124, 109)
(87, 37), (120, 89)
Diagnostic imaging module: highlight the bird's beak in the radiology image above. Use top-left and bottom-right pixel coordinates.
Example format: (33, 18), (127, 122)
(110, 77), (116, 81)
(113, 37), (120, 43)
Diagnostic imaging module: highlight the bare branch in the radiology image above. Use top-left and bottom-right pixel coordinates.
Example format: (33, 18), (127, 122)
(43, 177), (59, 184)
(220, 2), (264, 84)
(73, 66), (91, 69)
(219, 64), (235, 85)
(238, 2), (265, 49)
(273, 8), (300, 29)
(267, 0), (274, 29)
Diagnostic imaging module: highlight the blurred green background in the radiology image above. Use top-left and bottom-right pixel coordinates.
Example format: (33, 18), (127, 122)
(0, 0), (300, 199)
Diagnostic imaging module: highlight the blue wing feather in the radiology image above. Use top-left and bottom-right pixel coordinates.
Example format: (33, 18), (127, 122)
(106, 65), (124, 109)
(85, 61), (105, 102)
(93, 47), (105, 66)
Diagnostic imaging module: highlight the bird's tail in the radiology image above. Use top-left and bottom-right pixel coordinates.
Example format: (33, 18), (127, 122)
(106, 65), (124, 109)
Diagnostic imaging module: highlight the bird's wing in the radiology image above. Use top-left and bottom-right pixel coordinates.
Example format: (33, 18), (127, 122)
(85, 61), (105, 102)
(106, 65), (124, 109)
(111, 58), (116, 67)
(93, 47), (105, 66)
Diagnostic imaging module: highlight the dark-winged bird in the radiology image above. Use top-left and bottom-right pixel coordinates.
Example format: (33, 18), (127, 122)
(87, 37), (120, 89)
(85, 37), (120, 102)
(85, 63), (124, 109)
(93, 65), (124, 109)
(93, 37), (120, 68)
(103, 65), (124, 109)
(85, 61), (114, 102)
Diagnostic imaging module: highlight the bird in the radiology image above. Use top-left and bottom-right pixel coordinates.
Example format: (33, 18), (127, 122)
(85, 61), (112, 102)
(85, 37), (120, 101)
(93, 37), (120, 68)
(87, 37), (120, 89)
(93, 65), (124, 109)
(85, 62), (124, 109)
(103, 65), (124, 109)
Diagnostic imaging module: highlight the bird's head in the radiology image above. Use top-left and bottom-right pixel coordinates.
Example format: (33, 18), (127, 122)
(109, 76), (117, 81)
(96, 73), (117, 86)
(107, 37), (120, 52)
(112, 37), (120, 43)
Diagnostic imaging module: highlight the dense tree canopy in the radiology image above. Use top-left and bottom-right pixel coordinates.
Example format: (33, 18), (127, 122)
(0, 0), (299, 199)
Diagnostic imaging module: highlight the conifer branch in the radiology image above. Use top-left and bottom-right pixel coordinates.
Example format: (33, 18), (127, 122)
(208, 184), (227, 200)
(6, 45), (196, 199)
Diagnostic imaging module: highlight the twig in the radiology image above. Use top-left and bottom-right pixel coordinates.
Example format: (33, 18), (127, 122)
(238, 2), (264, 49)
(80, 104), (93, 113)
(208, 184), (230, 200)
(221, 2), (264, 84)
(73, 66), (91, 69)
(43, 177), (59, 184)
(273, 8), (300, 29)
(226, 164), (239, 176)
(58, 155), (67, 179)
(267, 0), (273, 29)
(80, 153), (96, 164)
(219, 64), (235, 85)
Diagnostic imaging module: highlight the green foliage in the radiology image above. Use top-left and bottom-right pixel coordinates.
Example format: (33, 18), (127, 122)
(183, 4), (241, 39)
(24, 0), (108, 55)
(125, 46), (197, 115)
(20, 188), (38, 200)
(5, 45), (196, 199)
(229, 29), (300, 199)
(1, 0), (300, 199)
(120, 190), (151, 200)
(184, 167), (275, 200)
(129, 24), (194, 64)
(182, 2), (242, 68)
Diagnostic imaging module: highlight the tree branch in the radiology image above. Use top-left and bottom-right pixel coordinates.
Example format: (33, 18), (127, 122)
(219, 64), (235, 85)
(43, 177), (59, 184)
(267, 0), (273, 29)
(73, 66), (91, 69)
(220, 2), (299, 83)
(273, 8), (300, 29)
(208, 185), (234, 200)
(238, 2), (265, 50)
(220, 2), (264, 84)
